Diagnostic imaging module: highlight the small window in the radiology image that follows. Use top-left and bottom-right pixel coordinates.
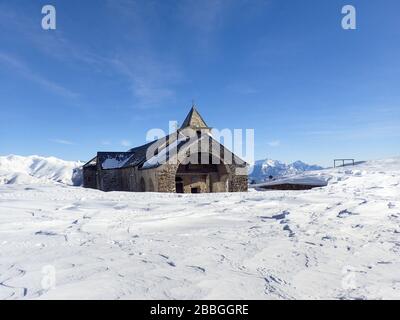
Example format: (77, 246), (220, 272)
(191, 187), (200, 194)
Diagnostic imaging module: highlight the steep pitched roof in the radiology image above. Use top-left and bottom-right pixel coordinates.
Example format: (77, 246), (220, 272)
(180, 106), (209, 129)
(141, 133), (248, 170)
(95, 132), (187, 170)
(83, 156), (97, 167)
(88, 107), (247, 171)
(94, 131), (247, 171)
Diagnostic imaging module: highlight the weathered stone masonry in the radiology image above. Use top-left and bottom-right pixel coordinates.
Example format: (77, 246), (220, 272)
(83, 107), (248, 193)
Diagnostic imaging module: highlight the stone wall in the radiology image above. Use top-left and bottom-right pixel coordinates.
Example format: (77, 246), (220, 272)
(136, 168), (157, 192)
(228, 164), (248, 192)
(155, 164), (178, 193)
(83, 166), (97, 189)
(98, 169), (123, 192)
(88, 162), (247, 193)
(83, 149), (248, 193)
(91, 166), (159, 193)
(120, 167), (135, 191)
(229, 174), (248, 192)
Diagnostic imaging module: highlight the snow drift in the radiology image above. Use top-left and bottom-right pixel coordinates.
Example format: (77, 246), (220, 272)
(0, 155), (83, 186)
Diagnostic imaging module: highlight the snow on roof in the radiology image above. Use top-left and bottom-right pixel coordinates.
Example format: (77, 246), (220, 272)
(96, 134), (184, 170)
(102, 156), (133, 170)
(141, 135), (190, 169)
(98, 152), (135, 170)
(83, 157), (97, 167)
(95, 130), (247, 171)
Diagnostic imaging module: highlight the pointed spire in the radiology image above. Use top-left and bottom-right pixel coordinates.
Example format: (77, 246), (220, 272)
(180, 103), (209, 129)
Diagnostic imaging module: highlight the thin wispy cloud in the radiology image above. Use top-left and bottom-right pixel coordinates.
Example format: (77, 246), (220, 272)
(225, 83), (258, 95)
(305, 130), (337, 136)
(103, 1), (183, 108)
(120, 140), (132, 147)
(49, 139), (75, 145)
(0, 4), (106, 69)
(1, 1), (182, 110)
(110, 55), (180, 108)
(178, 0), (226, 34)
(177, 0), (270, 53)
(0, 52), (78, 98)
(267, 140), (281, 147)
(101, 140), (112, 146)
(303, 121), (400, 140)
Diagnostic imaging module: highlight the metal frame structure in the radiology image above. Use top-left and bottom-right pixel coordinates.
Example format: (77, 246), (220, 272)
(334, 159), (355, 168)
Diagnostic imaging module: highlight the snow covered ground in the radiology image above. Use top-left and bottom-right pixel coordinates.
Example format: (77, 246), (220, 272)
(0, 157), (400, 300)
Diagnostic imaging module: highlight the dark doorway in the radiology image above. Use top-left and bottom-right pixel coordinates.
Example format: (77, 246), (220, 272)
(175, 177), (183, 193)
(191, 187), (200, 194)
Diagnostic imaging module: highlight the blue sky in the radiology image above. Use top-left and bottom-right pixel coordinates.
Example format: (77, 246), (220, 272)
(0, 0), (399, 166)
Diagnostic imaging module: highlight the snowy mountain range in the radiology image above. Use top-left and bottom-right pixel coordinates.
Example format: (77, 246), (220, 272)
(249, 159), (323, 183)
(0, 155), (83, 186)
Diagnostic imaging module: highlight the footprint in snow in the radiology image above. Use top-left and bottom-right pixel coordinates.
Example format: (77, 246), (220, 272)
(337, 209), (358, 218)
(187, 265), (206, 273)
(57, 205), (79, 211)
(114, 204), (128, 210)
(283, 225), (295, 237)
(35, 231), (58, 236)
(321, 235), (336, 241)
(259, 210), (290, 221)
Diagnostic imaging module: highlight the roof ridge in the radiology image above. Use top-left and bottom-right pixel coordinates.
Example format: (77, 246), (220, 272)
(180, 106), (208, 129)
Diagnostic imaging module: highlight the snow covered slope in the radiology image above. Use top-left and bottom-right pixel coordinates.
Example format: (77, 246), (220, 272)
(0, 155), (83, 186)
(249, 159), (323, 183)
(0, 157), (399, 299)
(254, 158), (399, 189)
